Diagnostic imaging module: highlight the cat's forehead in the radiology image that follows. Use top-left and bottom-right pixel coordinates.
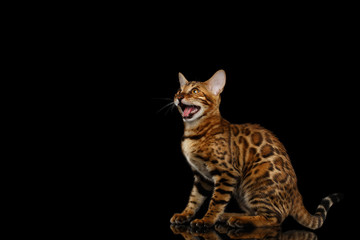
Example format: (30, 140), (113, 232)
(182, 81), (206, 91)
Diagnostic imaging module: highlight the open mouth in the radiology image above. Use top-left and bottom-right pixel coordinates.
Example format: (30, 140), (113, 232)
(180, 102), (201, 119)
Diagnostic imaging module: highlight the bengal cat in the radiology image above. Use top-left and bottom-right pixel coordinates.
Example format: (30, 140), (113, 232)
(170, 70), (342, 229)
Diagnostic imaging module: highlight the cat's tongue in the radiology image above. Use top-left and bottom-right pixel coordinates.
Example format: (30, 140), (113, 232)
(183, 106), (195, 117)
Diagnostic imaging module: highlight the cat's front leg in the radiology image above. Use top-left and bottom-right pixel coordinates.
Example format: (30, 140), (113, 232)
(171, 173), (213, 224)
(190, 173), (237, 228)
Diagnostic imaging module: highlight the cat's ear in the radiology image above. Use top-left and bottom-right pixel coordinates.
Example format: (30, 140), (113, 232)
(178, 72), (188, 89)
(205, 70), (226, 95)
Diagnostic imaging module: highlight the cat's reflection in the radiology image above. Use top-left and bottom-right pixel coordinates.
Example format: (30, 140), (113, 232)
(170, 224), (317, 240)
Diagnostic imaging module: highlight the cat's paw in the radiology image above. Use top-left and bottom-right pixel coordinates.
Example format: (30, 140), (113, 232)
(170, 213), (194, 224)
(190, 218), (215, 228)
(227, 217), (246, 228)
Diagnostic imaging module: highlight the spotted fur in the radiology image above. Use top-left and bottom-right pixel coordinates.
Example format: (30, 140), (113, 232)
(170, 70), (343, 229)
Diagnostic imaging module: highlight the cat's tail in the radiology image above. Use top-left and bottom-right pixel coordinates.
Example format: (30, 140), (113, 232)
(290, 192), (343, 230)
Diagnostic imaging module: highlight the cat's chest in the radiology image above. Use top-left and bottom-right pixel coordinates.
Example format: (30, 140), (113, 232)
(181, 139), (212, 180)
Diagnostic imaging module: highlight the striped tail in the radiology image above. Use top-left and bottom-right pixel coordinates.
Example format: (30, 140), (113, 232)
(291, 193), (343, 230)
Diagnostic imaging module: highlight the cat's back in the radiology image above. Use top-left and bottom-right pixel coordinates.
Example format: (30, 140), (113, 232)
(230, 123), (288, 159)
(229, 122), (296, 181)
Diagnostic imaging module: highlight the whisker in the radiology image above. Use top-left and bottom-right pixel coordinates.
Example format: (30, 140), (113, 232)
(152, 97), (173, 101)
(157, 101), (176, 114)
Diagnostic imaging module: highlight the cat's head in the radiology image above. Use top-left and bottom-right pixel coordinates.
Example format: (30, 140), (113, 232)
(174, 70), (226, 122)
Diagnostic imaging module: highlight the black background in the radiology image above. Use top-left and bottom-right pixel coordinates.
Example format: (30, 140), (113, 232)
(54, 6), (354, 239)
(14, 3), (356, 238)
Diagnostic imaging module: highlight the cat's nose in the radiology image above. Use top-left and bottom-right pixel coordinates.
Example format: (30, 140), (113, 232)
(177, 94), (184, 102)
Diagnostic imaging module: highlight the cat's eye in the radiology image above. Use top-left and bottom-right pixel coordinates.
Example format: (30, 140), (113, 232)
(192, 88), (200, 94)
